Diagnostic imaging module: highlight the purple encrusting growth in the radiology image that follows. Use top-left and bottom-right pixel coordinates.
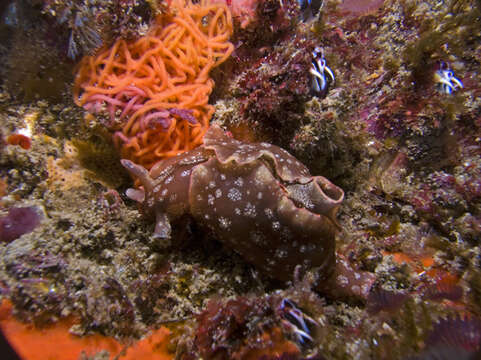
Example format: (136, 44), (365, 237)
(122, 125), (345, 289)
(366, 289), (410, 315)
(426, 315), (481, 353)
(0, 206), (42, 243)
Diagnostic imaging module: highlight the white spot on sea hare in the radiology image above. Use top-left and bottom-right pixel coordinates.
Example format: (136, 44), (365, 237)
(275, 248), (287, 258)
(234, 177), (244, 187)
(362, 284), (371, 296)
(337, 275), (349, 286)
(215, 189), (222, 198)
(208, 194), (215, 205)
(244, 202), (256, 217)
(264, 208), (274, 219)
(218, 217), (231, 229)
(227, 188), (242, 201)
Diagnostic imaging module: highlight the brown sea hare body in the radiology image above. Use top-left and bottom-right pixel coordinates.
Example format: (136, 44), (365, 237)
(121, 125), (344, 287)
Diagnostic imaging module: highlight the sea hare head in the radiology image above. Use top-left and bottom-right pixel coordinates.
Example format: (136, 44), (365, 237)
(122, 125), (344, 284)
(284, 177), (344, 229)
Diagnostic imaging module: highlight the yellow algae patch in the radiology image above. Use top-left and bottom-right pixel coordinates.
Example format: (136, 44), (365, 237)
(46, 141), (88, 191)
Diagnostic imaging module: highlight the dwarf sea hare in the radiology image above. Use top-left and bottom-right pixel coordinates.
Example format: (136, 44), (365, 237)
(122, 126), (373, 297)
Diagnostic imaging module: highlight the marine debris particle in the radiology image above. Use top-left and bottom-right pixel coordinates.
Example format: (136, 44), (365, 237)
(0, 206), (42, 243)
(7, 133), (31, 150)
(73, 0), (234, 170)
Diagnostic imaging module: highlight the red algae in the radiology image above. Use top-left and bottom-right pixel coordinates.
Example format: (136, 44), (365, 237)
(338, 0), (385, 15)
(192, 296), (303, 360)
(0, 301), (173, 360)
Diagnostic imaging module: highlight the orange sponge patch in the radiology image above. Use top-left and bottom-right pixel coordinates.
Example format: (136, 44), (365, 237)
(0, 300), (173, 360)
(74, 0), (234, 169)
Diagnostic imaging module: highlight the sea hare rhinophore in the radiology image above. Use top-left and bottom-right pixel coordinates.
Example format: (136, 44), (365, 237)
(122, 125), (373, 298)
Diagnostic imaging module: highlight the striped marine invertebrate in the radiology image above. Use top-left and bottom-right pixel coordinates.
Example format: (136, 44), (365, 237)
(277, 298), (319, 345)
(121, 125), (375, 298)
(310, 47), (335, 98)
(434, 61), (463, 94)
(74, 0), (234, 169)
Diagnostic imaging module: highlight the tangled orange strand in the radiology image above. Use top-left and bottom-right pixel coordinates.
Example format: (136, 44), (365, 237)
(73, 0), (233, 169)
